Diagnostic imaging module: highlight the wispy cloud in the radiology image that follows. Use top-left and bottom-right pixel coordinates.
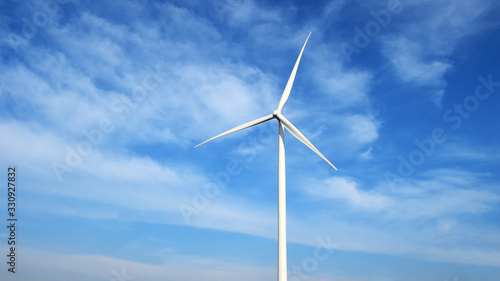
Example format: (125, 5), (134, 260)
(0, 247), (275, 281)
(305, 176), (391, 210)
(380, 0), (497, 105)
(288, 168), (500, 265)
(342, 114), (380, 144)
(382, 36), (451, 96)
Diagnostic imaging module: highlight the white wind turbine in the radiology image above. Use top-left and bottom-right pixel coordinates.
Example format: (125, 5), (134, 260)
(195, 32), (337, 281)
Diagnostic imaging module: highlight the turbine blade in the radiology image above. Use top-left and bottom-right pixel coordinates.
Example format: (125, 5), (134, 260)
(276, 32), (311, 113)
(277, 114), (337, 170)
(195, 114), (274, 147)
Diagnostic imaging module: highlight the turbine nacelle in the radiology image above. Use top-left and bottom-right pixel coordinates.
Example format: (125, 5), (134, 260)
(195, 31), (337, 173)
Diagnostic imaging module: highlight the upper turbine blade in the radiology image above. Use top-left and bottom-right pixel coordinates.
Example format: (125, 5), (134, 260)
(276, 32), (311, 113)
(277, 114), (337, 170)
(195, 114), (274, 147)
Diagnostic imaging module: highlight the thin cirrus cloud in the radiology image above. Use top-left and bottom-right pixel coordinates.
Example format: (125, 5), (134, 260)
(343, 114), (380, 144)
(380, 0), (495, 104)
(305, 176), (392, 210)
(293, 168), (500, 267)
(302, 169), (499, 219)
(0, 247), (276, 281)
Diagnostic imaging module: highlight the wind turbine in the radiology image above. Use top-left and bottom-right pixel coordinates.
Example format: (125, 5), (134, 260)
(195, 32), (337, 281)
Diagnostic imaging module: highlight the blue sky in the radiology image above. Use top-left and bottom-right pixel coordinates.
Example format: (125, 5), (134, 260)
(1, 0), (500, 280)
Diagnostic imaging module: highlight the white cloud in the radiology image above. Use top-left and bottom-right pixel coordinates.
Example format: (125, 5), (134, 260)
(421, 247), (500, 267)
(302, 169), (500, 220)
(0, 247), (275, 281)
(287, 208), (500, 267)
(383, 36), (452, 86)
(359, 146), (373, 160)
(404, 0), (494, 54)
(437, 219), (456, 234)
(380, 0), (496, 104)
(382, 36), (451, 104)
(343, 114), (380, 144)
(0, 245), (401, 281)
(170, 62), (277, 137)
(320, 70), (373, 108)
(387, 188), (500, 219)
(0, 61), (112, 135)
(308, 43), (373, 109)
(188, 197), (277, 238)
(380, 169), (500, 219)
(288, 169), (500, 266)
(0, 118), (278, 237)
(305, 176), (391, 210)
(437, 141), (500, 163)
(0, 0), (283, 150)
(222, 0), (284, 25)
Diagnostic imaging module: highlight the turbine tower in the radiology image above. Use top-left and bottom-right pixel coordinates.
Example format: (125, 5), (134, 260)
(196, 32), (337, 281)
